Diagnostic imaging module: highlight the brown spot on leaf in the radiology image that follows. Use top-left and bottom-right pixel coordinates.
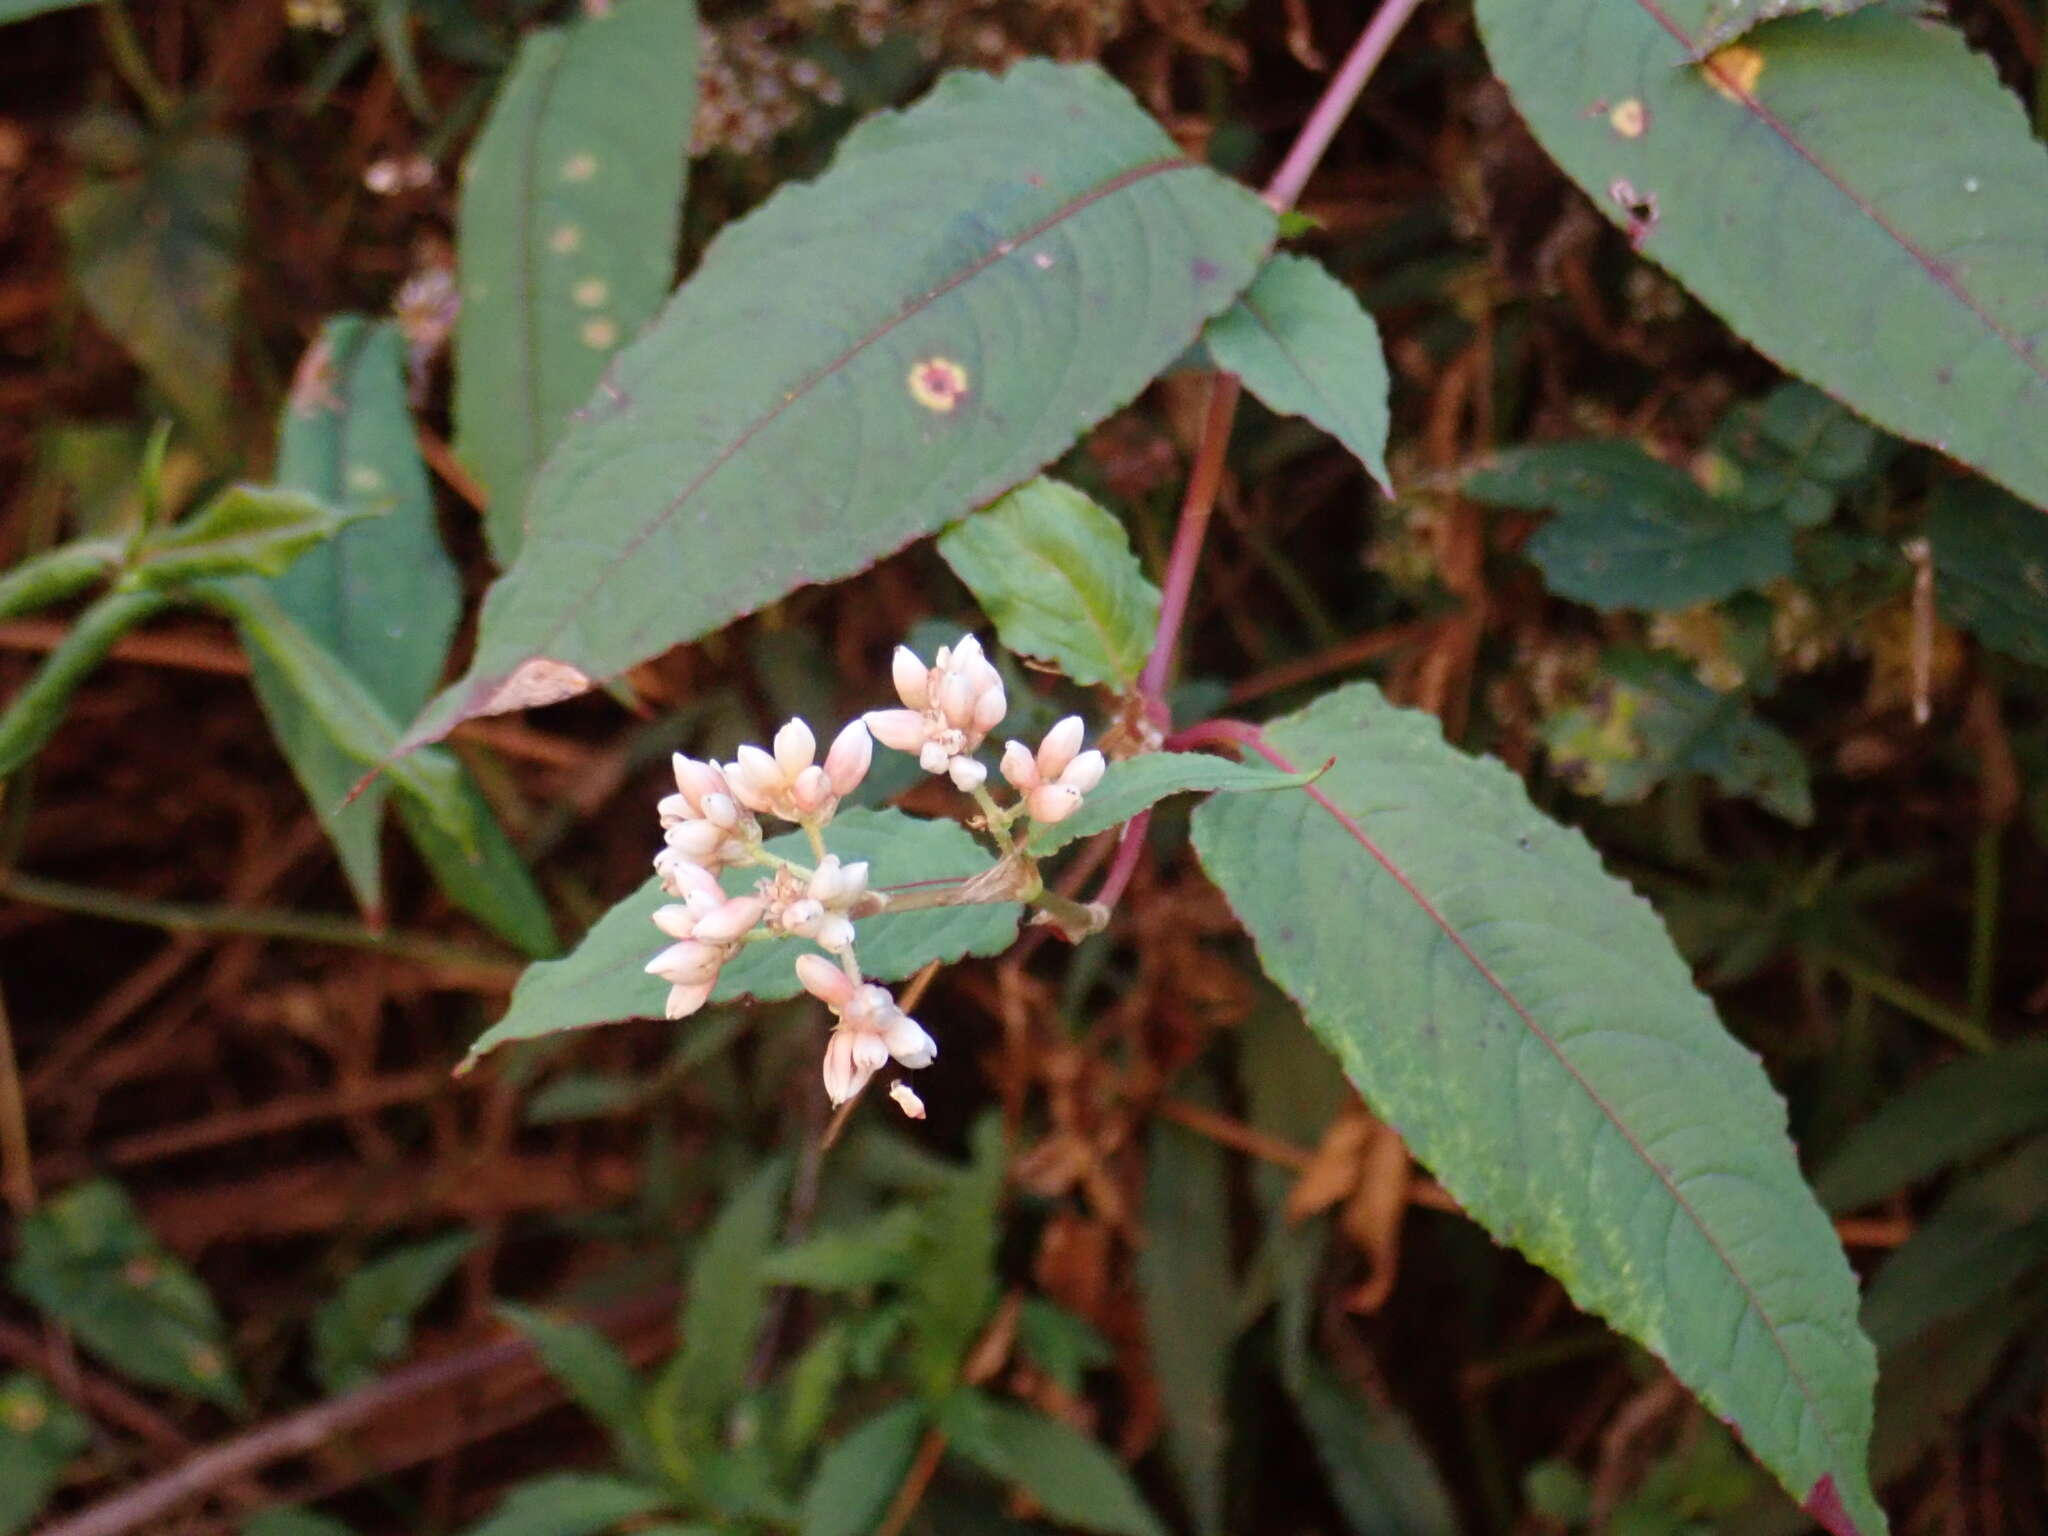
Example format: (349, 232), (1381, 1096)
(479, 658), (594, 716)
(908, 356), (969, 413)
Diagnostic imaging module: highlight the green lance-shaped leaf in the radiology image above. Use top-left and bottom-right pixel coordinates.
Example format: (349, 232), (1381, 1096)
(498, 1303), (654, 1474)
(1927, 478), (2048, 668)
(0, 587), (169, 781)
(463, 807), (1018, 1065)
(940, 1389), (1169, 1536)
(1291, 1363), (1460, 1536)
(0, 1372), (91, 1536)
(1203, 253), (1391, 494)
(1027, 750), (1313, 857)
(1475, 0), (2048, 513)
(0, 539), (124, 622)
(937, 478), (1160, 689)
(248, 320), (461, 911)
(6, 1180), (244, 1409)
(798, 1401), (928, 1536)
(454, 1473), (675, 1536)
(311, 1230), (478, 1393)
(132, 485), (358, 587)
(454, 0), (698, 559)
(1190, 683), (1882, 1536)
(1467, 442), (1793, 611)
(60, 113), (244, 448)
(403, 60), (1273, 749)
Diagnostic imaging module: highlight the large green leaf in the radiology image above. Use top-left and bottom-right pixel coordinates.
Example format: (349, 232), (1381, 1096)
(0, 1372), (90, 1536)
(249, 318), (464, 913)
(454, 0), (697, 560)
(1203, 254), (1391, 493)
(403, 61), (1272, 748)
(6, 1180), (243, 1409)
(937, 478), (1160, 689)
(941, 1389), (1168, 1536)
(1927, 478), (2048, 668)
(1475, 0), (2048, 513)
(1190, 684), (1881, 1536)
(1467, 442), (1793, 611)
(60, 113), (244, 446)
(464, 808), (1018, 1065)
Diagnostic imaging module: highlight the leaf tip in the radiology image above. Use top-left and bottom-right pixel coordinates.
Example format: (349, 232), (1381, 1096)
(1801, 1474), (1865, 1536)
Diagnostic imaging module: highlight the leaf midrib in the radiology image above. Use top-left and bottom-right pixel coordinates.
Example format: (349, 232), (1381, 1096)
(519, 155), (1199, 669)
(1256, 733), (1854, 1496)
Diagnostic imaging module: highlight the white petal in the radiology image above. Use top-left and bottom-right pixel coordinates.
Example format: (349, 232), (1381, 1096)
(780, 897), (824, 935)
(999, 740), (1038, 791)
(1059, 749), (1106, 794)
(918, 740), (952, 775)
(888, 1080), (927, 1119)
(948, 755), (988, 792)
(836, 860), (870, 899)
(951, 634), (984, 668)
(795, 952), (856, 1008)
(821, 1031), (868, 1104)
(891, 645), (930, 708)
(815, 914), (855, 954)
(773, 717), (816, 777)
(823, 718), (873, 796)
(865, 708), (929, 754)
(883, 1013), (937, 1070)
(1037, 716), (1085, 780)
(807, 855), (846, 904)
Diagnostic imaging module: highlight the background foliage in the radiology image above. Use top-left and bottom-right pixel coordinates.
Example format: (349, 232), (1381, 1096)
(2, 1), (2046, 1535)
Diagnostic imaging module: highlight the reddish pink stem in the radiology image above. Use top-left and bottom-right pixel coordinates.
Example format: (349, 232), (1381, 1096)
(1262, 0), (1432, 213)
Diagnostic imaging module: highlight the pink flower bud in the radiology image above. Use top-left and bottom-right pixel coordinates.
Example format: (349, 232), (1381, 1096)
(781, 897), (824, 935)
(1060, 749), (1106, 794)
(1037, 716), (1085, 780)
(647, 939), (723, 985)
(671, 753), (726, 807)
(865, 708), (929, 754)
(663, 979), (715, 1020)
(791, 765), (834, 815)
(891, 645), (930, 708)
(693, 897), (762, 945)
(651, 903), (698, 941)
(727, 745), (783, 812)
(918, 740), (952, 775)
(948, 756), (988, 792)
(773, 717), (816, 778)
(816, 914), (855, 953)
(699, 792), (741, 830)
(656, 792), (691, 826)
(971, 681), (1007, 735)
(938, 669), (977, 729)
(795, 952), (856, 1008)
(824, 719), (872, 795)
(1027, 783), (1084, 824)
(1000, 740), (1038, 791)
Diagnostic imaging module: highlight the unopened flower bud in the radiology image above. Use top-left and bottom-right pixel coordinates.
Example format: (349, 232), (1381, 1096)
(1026, 783), (1084, 824)
(1000, 740), (1039, 791)
(949, 756), (988, 792)
(891, 645), (930, 708)
(773, 717), (816, 779)
(1036, 716), (1085, 780)
(823, 719), (873, 795)
(882, 1011), (937, 1069)
(795, 952), (856, 1009)
(867, 708), (927, 754)
(1062, 749), (1106, 794)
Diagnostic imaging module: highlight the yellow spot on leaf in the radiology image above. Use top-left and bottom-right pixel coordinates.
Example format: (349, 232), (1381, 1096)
(3, 1391), (47, 1434)
(1704, 43), (1764, 102)
(573, 278), (609, 308)
(346, 465), (385, 493)
(186, 1346), (225, 1380)
(581, 317), (618, 349)
(561, 152), (598, 182)
(1608, 98), (1648, 138)
(908, 356), (969, 413)
(549, 224), (583, 254)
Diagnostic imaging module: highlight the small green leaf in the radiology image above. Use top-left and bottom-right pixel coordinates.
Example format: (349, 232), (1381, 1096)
(455, 1473), (674, 1536)
(60, 114), (243, 446)
(1139, 1107), (1234, 1536)
(776, 1323), (851, 1462)
(455, 0), (698, 558)
(0, 1372), (91, 1536)
(1476, 0), (2048, 516)
(1927, 478), (2048, 668)
(1707, 382), (1882, 528)
(498, 1302), (652, 1473)
(0, 539), (123, 623)
(0, 587), (170, 781)
(938, 478), (1160, 689)
(367, 0), (430, 119)
(1015, 1299), (1111, 1396)
(1204, 254), (1391, 493)
(1816, 1040), (2048, 1214)
(1029, 750), (1313, 856)
(404, 60), (1272, 748)
(765, 1207), (925, 1290)
(312, 1231), (477, 1393)
(907, 1115), (1005, 1398)
(797, 1400), (928, 1536)
(1191, 683), (1881, 1535)
(134, 486), (354, 587)
(465, 808), (1017, 1064)
(1468, 442), (1793, 611)
(7, 1180), (243, 1409)
(1542, 650), (1812, 825)
(940, 1390), (1169, 1536)
(660, 1159), (791, 1446)
(1291, 1363), (1459, 1536)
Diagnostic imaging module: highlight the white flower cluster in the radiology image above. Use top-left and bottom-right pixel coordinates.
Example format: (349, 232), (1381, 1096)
(645, 633), (1106, 1113)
